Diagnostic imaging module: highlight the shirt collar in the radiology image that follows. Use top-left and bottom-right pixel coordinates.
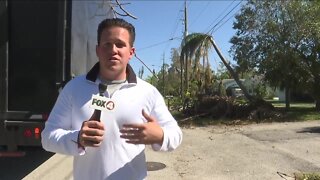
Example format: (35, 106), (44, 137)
(86, 62), (137, 84)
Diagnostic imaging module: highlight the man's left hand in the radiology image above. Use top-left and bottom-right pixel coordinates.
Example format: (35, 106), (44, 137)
(120, 110), (164, 145)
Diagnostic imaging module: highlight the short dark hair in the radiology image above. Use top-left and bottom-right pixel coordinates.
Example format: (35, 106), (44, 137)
(97, 18), (135, 47)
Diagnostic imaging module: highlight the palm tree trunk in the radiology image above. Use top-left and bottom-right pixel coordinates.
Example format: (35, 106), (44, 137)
(185, 54), (189, 91)
(180, 56), (184, 97)
(210, 38), (254, 102)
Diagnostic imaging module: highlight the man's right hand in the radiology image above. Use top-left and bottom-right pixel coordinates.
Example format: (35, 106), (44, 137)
(78, 120), (105, 147)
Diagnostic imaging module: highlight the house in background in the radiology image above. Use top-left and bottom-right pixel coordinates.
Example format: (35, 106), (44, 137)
(222, 79), (246, 98)
(274, 88), (285, 102)
(221, 78), (285, 101)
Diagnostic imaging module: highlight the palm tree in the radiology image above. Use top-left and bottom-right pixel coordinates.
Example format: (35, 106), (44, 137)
(180, 33), (254, 102)
(180, 33), (211, 95)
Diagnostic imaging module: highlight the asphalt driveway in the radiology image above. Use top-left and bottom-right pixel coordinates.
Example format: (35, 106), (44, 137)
(146, 120), (320, 180)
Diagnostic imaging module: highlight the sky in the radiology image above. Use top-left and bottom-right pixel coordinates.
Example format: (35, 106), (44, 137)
(117, 1), (245, 79)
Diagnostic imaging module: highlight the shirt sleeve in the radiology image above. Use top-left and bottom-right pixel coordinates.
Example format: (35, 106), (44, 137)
(150, 89), (183, 152)
(41, 81), (85, 156)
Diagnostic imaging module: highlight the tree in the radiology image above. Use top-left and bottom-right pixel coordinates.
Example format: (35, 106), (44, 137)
(180, 33), (254, 102)
(145, 48), (182, 98)
(230, 0), (320, 110)
(167, 48), (183, 96)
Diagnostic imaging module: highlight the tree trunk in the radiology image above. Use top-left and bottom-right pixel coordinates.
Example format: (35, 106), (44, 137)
(210, 38), (254, 102)
(315, 99), (320, 111)
(218, 80), (222, 96)
(285, 86), (290, 111)
(313, 75), (320, 111)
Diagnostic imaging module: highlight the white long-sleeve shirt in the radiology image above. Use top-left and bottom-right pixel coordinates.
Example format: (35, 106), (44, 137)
(41, 63), (182, 180)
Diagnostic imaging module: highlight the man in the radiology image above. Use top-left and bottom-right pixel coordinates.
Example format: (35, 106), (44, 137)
(41, 18), (182, 180)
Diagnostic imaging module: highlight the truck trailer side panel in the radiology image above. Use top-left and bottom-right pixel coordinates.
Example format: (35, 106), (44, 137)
(0, 0), (114, 151)
(0, 0), (70, 151)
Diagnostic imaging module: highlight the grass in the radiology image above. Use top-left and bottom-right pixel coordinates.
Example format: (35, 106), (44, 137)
(295, 172), (320, 180)
(272, 102), (320, 121)
(272, 102), (315, 108)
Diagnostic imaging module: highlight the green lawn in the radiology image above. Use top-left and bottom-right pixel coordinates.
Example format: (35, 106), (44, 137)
(295, 172), (320, 180)
(272, 102), (320, 121)
(272, 102), (316, 108)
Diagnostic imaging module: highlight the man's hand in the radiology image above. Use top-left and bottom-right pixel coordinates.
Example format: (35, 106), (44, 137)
(120, 110), (164, 145)
(78, 120), (105, 147)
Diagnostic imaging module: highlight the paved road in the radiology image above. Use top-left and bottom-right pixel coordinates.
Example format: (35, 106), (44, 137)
(24, 120), (320, 180)
(147, 120), (320, 180)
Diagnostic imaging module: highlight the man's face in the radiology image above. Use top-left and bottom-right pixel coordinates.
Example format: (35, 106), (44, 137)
(96, 26), (135, 80)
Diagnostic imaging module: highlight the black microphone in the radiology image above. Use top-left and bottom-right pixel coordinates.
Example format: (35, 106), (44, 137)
(89, 83), (108, 121)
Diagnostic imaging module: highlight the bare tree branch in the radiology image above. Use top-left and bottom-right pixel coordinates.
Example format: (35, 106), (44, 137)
(110, 0), (137, 19)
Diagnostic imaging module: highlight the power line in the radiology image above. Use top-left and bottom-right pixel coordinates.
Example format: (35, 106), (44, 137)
(134, 1), (243, 79)
(135, 37), (180, 52)
(189, 1), (211, 28)
(133, 2), (185, 79)
(162, 2), (185, 53)
(134, 53), (158, 79)
(204, 0), (236, 33)
(213, 8), (241, 34)
(207, 1), (242, 35)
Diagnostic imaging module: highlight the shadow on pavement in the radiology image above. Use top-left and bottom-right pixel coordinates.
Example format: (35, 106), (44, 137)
(0, 147), (54, 180)
(297, 126), (320, 134)
(147, 161), (166, 171)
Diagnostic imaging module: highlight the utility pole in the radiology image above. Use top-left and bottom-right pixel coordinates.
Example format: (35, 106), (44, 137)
(184, 0), (189, 95)
(162, 53), (165, 96)
(184, 0), (188, 93)
(184, 0), (188, 38)
(180, 0), (188, 97)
